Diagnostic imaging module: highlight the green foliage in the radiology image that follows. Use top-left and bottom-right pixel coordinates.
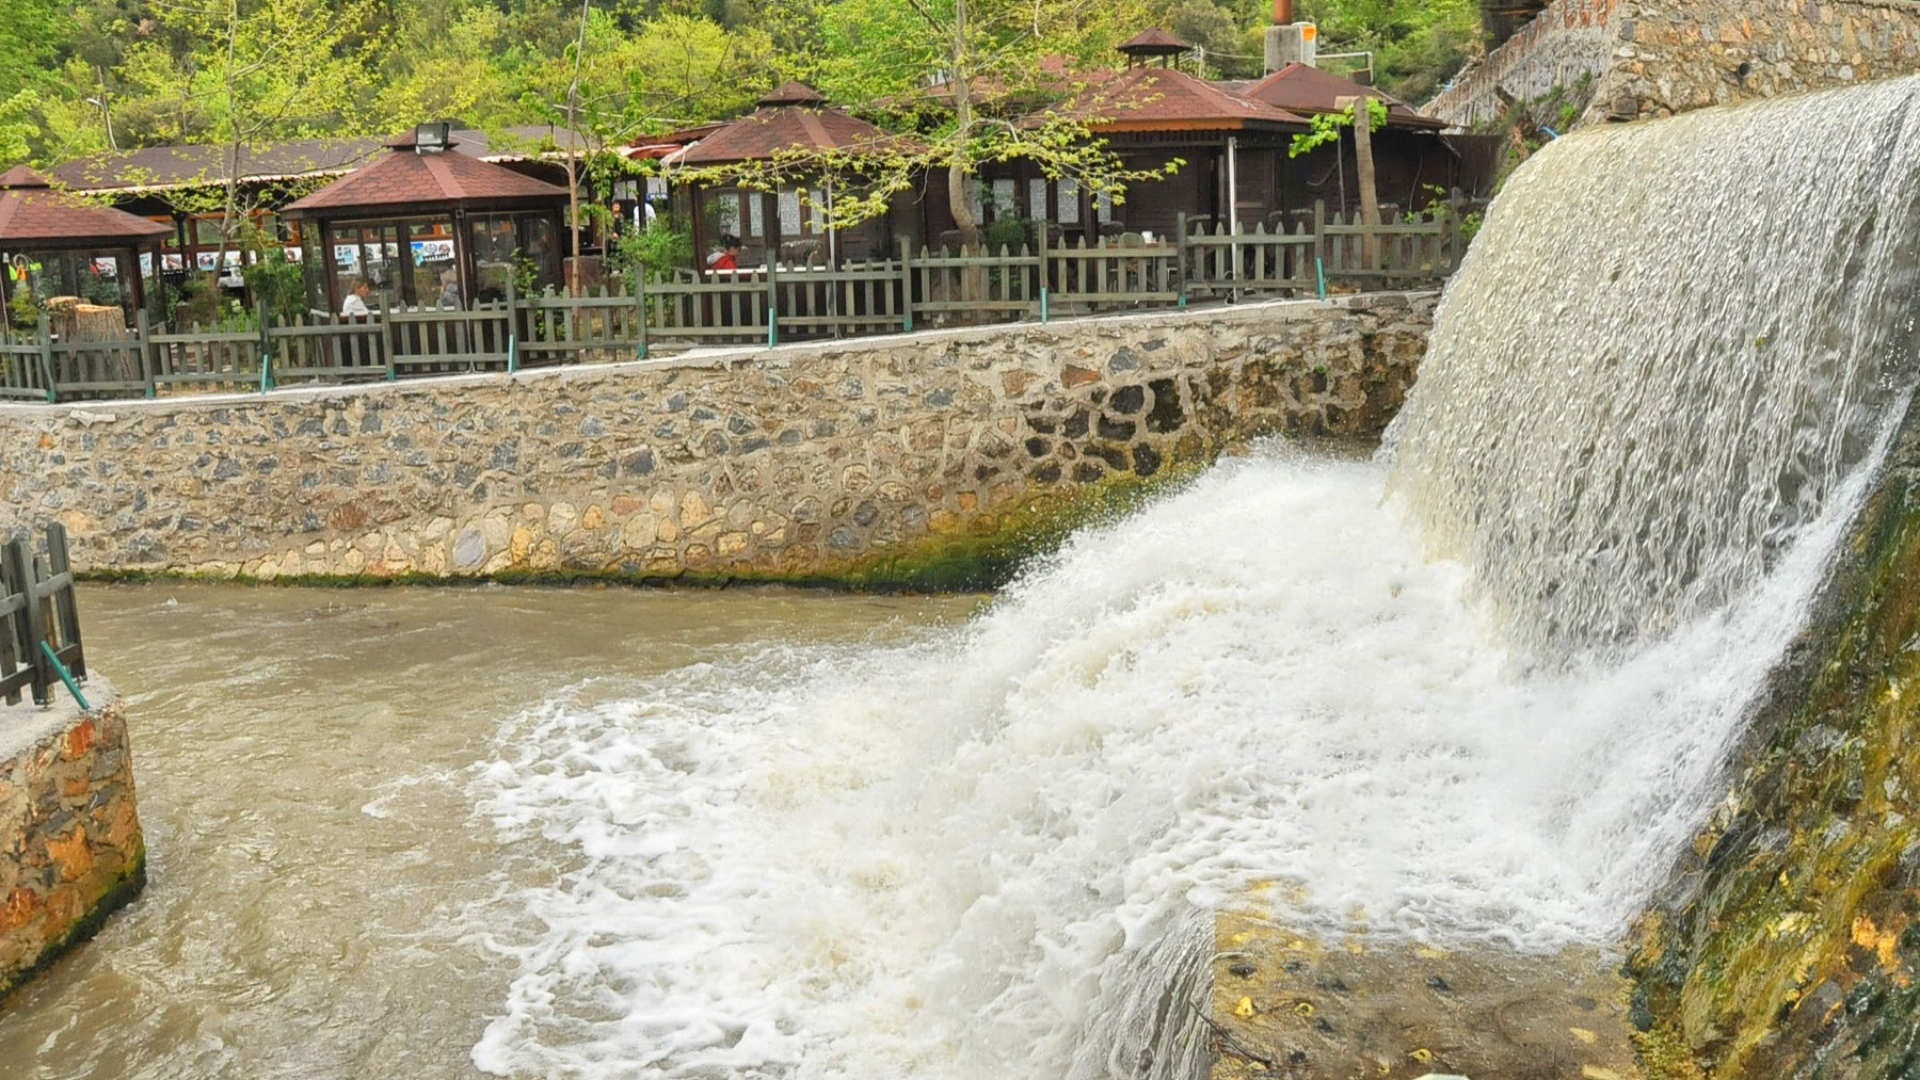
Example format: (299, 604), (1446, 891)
(608, 216), (693, 283)
(1402, 183), (1480, 241)
(1288, 97), (1388, 158)
(237, 221), (304, 317)
(8, 283), (40, 330)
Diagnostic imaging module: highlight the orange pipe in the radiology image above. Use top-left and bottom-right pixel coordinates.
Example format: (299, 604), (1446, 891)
(1274, 0), (1293, 24)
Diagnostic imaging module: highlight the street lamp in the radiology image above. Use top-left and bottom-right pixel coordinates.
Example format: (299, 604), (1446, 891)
(83, 97), (117, 151)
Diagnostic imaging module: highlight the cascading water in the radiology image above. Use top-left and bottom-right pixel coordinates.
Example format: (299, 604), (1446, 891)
(462, 80), (1920, 1079)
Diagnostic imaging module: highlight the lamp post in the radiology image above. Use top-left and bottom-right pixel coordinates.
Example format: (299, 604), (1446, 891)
(83, 96), (117, 152)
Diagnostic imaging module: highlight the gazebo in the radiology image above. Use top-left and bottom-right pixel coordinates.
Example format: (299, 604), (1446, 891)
(670, 83), (908, 269)
(0, 165), (170, 331)
(280, 124), (570, 314)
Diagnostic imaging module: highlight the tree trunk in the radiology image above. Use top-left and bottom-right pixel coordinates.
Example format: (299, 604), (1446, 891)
(1352, 95), (1380, 268)
(946, 0), (980, 252)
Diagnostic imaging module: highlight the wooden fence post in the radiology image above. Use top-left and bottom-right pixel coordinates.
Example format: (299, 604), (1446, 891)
(256, 299), (275, 391)
(635, 271), (649, 360)
(35, 313), (54, 404)
(1447, 186), (1466, 272)
(136, 309), (156, 398)
(766, 259), (779, 348)
(45, 522), (84, 683)
(2, 537), (50, 706)
(1312, 200), (1328, 299)
(1175, 212), (1190, 309)
(1036, 222), (1050, 324)
(505, 273), (519, 373)
(899, 236), (914, 333)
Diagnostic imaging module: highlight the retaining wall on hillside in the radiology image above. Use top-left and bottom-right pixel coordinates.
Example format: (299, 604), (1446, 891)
(1427, 0), (1920, 128)
(1, 691), (144, 1004)
(0, 296), (1435, 587)
(1428, 0), (1619, 128)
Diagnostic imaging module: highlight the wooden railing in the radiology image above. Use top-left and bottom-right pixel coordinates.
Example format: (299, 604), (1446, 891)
(0, 200), (1467, 404)
(1, 524), (87, 710)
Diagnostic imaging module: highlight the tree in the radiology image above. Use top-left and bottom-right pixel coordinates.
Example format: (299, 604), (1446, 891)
(103, 0), (379, 310)
(784, 0), (1169, 249)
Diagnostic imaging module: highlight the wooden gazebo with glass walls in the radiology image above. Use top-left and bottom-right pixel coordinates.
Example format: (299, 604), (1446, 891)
(0, 165), (170, 333)
(280, 124), (569, 315)
(671, 83), (912, 272)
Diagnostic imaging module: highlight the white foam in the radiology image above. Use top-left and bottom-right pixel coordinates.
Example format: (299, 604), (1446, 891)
(461, 436), (1877, 1078)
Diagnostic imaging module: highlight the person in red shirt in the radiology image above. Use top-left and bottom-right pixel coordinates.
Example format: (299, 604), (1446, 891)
(707, 234), (742, 271)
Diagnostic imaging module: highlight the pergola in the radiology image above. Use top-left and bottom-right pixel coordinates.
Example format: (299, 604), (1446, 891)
(280, 124), (570, 315)
(0, 165), (170, 331)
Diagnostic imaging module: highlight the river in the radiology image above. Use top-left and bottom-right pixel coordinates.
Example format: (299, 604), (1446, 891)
(0, 583), (973, 1080)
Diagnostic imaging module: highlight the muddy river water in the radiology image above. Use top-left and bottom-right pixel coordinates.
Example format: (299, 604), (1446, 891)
(0, 583), (969, 1080)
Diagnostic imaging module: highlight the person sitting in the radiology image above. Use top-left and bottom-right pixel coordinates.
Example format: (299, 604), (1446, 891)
(437, 269), (460, 309)
(340, 278), (374, 317)
(706, 235), (743, 271)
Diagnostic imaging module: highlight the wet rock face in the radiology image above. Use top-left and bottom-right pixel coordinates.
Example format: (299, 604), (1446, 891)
(0, 296), (1434, 589)
(0, 697), (145, 1005)
(1629, 402), (1920, 1079)
(1211, 912), (1643, 1080)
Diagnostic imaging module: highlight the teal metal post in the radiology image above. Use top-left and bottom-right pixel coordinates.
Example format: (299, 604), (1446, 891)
(1315, 256), (1327, 300)
(39, 641), (90, 712)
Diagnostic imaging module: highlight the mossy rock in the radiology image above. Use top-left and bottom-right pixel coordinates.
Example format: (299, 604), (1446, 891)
(1630, 399), (1920, 1079)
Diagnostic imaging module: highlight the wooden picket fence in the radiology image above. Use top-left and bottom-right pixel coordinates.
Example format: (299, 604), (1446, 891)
(1, 524), (87, 710)
(0, 200), (1467, 403)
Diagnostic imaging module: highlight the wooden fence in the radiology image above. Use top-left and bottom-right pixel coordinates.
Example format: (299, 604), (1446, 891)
(1, 203), (1466, 403)
(1, 524), (87, 710)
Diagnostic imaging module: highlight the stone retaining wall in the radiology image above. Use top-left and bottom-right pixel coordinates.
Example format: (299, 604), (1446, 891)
(1426, 0), (1920, 129)
(0, 295), (1435, 587)
(1595, 0), (1920, 121)
(1, 691), (144, 1003)
(1428, 0), (1619, 128)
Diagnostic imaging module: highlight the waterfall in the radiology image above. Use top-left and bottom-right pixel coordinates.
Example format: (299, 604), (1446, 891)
(460, 81), (1920, 1080)
(1387, 78), (1920, 658)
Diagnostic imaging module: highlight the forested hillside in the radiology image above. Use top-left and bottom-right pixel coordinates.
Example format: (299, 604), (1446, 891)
(0, 0), (1478, 164)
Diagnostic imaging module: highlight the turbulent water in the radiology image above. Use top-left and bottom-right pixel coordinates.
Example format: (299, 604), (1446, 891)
(462, 83), (1920, 1078)
(10, 81), (1920, 1080)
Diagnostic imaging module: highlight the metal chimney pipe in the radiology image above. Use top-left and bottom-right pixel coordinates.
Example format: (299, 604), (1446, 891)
(1274, 0), (1293, 24)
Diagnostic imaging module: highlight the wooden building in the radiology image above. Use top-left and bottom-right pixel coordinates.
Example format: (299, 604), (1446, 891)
(0, 165), (170, 330)
(1241, 62), (1479, 224)
(279, 124), (570, 315)
(1034, 31), (1311, 240)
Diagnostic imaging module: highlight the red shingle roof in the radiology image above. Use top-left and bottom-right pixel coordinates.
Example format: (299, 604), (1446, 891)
(675, 105), (905, 166)
(1062, 67), (1308, 131)
(50, 128), (587, 196)
(0, 166), (172, 246)
(1240, 64), (1446, 130)
(1117, 28), (1193, 55)
(280, 144), (568, 218)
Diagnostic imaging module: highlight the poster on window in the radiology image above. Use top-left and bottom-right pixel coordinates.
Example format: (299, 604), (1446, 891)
(411, 239), (454, 265)
(334, 245), (360, 267)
